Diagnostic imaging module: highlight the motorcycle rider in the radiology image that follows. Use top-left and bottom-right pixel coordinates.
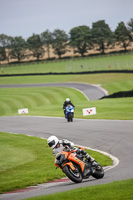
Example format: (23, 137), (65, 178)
(63, 98), (75, 116)
(47, 135), (96, 176)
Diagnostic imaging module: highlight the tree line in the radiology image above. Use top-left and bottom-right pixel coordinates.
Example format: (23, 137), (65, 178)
(0, 19), (133, 63)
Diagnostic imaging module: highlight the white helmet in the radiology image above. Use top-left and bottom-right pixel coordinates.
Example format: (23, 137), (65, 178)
(66, 98), (70, 102)
(47, 136), (59, 149)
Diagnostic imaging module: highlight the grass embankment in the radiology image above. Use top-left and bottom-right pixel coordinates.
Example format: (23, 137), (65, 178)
(0, 86), (133, 120)
(0, 73), (133, 119)
(25, 179), (133, 200)
(1, 53), (133, 74)
(0, 132), (112, 194)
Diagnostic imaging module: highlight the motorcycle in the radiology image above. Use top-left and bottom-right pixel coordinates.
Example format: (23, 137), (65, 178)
(65, 104), (74, 122)
(55, 147), (104, 183)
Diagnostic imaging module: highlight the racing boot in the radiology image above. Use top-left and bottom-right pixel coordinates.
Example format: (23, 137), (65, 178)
(85, 154), (95, 163)
(91, 160), (99, 167)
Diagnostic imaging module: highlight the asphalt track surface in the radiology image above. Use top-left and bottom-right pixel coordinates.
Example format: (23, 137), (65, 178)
(0, 83), (133, 200)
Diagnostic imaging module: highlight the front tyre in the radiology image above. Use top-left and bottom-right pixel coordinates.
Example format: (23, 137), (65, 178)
(69, 113), (73, 122)
(63, 165), (82, 183)
(67, 113), (71, 122)
(67, 117), (70, 122)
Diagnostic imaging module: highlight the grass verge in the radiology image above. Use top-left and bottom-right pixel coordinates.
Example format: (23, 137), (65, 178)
(0, 132), (112, 194)
(25, 179), (133, 200)
(1, 53), (133, 74)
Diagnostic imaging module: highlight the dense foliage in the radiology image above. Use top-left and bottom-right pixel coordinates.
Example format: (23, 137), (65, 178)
(0, 18), (133, 63)
(69, 25), (92, 56)
(27, 34), (45, 61)
(91, 20), (113, 53)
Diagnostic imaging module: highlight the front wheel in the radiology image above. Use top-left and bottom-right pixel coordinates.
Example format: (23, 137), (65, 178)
(67, 113), (72, 122)
(63, 164), (82, 183)
(67, 117), (70, 122)
(69, 113), (73, 122)
(91, 165), (104, 179)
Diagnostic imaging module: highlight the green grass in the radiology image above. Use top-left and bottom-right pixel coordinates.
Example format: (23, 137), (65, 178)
(25, 179), (133, 200)
(0, 87), (133, 119)
(77, 98), (133, 120)
(1, 53), (133, 75)
(0, 87), (87, 117)
(0, 54), (133, 197)
(0, 132), (112, 194)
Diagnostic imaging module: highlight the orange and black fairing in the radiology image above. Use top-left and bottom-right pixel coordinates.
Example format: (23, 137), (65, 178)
(54, 150), (85, 172)
(67, 151), (85, 172)
(55, 150), (69, 168)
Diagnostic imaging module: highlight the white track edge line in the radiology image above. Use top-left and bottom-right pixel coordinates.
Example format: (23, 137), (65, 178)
(7, 132), (119, 171)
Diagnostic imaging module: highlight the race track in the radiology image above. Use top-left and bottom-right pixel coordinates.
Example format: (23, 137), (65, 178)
(0, 83), (133, 200)
(0, 82), (108, 100)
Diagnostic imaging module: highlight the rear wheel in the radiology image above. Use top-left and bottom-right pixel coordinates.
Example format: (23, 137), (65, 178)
(63, 164), (82, 183)
(92, 165), (104, 179)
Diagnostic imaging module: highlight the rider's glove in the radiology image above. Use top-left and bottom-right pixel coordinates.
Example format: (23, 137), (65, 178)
(62, 139), (74, 149)
(76, 148), (86, 155)
(62, 139), (69, 145)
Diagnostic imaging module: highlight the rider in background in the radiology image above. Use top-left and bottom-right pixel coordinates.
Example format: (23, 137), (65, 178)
(63, 98), (75, 116)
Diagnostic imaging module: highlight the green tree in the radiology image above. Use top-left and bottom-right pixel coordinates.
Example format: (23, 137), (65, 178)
(0, 34), (10, 48)
(27, 34), (45, 61)
(127, 18), (133, 32)
(127, 18), (133, 42)
(0, 47), (6, 63)
(0, 34), (13, 63)
(40, 29), (53, 59)
(0, 34), (10, 63)
(69, 25), (92, 57)
(52, 29), (68, 58)
(115, 22), (132, 51)
(9, 36), (27, 62)
(91, 20), (113, 54)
